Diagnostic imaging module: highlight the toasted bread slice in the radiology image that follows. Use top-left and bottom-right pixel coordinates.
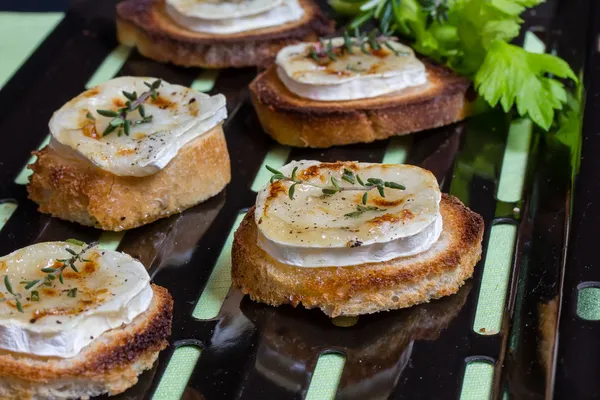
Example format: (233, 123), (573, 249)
(232, 194), (484, 317)
(116, 0), (334, 68)
(0, 284), (173, 400)
(27, 125), (230, 231)
(249, 62), (472, 147)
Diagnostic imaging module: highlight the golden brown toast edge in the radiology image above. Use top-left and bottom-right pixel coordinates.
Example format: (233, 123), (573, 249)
(249, 62), (473, 147)
(232, 194), (484, 317)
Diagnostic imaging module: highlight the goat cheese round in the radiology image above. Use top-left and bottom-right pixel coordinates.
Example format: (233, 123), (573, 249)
(255, 161), (442, 267)
(49, 76), (227, 177)
(0, 242), (153, 358)
(276, 38), (428, 101)
(165, 0), (304, 34)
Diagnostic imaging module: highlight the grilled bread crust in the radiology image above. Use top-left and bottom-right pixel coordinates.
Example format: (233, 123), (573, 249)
(27, 125), (230, 231)
(0, 284), (173, 400)
(116, 0), (334, 68)
(249, 63), (472, 148)
(232, 194), (484, 317)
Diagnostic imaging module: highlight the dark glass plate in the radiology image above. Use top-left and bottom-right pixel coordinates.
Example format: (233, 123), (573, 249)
(0, 0), (595, 398)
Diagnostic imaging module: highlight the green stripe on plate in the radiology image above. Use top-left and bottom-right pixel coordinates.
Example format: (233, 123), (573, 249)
(193, 213), (245, 319)
(97, 231), (125, 251)
(0, 202), (17, 231)
(382, 136), (412, 164)
(494, 31), (544, 205)
(460, 361), (494, 400)
(577, 286), (600, 321)
(191, 69), (220, 93)
(0, 12), (64, 89)
(14, 134), (51, 185)
(306, 353), (346, 400)
(473, 224), (517, 334)
(251, 145), (291, 192)
(85, 44), (132, 88)
(496, 118), (533, 203)
(153, 346), (202, 400)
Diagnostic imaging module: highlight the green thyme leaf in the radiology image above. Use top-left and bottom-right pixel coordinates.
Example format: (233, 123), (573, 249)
(327, 39), (338, 60)
(362, 192), (368, 205)
(67, 288), (78, 298)
(291, 166), (298, 181)
(368, 29), (380, 50)
(331, 176), (341, 190)
(344, 31), (354, 54)
(16, 299), (23, 313)
(109, 117), (124, 127)
(377, 185), (385, 197)
(270, 173), (286, 183)
(97, 109), (119, 118)
(103, 124), (117, 136)
(24, 280), (40, 290)
(342, 168), (356, 184)
(86, 112), (95, 120)
(30, 291), (39, 302)
(123, 91), (136, 101)
(65, 239), (86, 246)
(322, 188), (339, 195)
(289, 183), (298, 200)
(309, 45), (320, 62)
(344, 205), (386, 218)
(4, 275), (14, 295)
(123, 119), (131, 136)
(266, 165), (283, 175)
(384, 182), (406, 190)
(65, 248), (77, 256)
(356, 174), (365, 186)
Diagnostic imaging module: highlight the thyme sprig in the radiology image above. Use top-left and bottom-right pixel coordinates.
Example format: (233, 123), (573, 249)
(93, 79), (162, 137)
(344, 205), (387, 218)
(307, 28), (409, 63)
(266, 165), (405, 203)
(2, 239), (97, 313)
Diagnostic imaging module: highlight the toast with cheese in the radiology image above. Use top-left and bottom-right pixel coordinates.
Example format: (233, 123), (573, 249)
(232, 194), (483, 317)
(116, 0), (334, 68)
(249, 61), (472, 148)
(0, 284), (173, 400)
(27, 124), (230, 231)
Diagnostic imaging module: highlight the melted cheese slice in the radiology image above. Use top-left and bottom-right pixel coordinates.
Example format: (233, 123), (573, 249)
(255, 161), (442, 267)
(49, 76), (227, 177)
(276, 38), (427, 101)
(0, 242), (152, 358)
(165, 0), (304, 34)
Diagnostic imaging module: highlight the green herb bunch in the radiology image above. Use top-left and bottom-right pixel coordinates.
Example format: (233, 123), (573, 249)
(266, 165), (405, 206)
(89, 79), (162, 137)
(1, 239), (96, 313)
(329, 0), (577, 130)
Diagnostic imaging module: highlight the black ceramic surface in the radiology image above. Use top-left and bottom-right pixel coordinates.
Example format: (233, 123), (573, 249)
(0, 0), (594, 398)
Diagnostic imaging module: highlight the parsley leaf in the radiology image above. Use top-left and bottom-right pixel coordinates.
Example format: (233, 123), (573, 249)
(475, 40), (577, 130)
